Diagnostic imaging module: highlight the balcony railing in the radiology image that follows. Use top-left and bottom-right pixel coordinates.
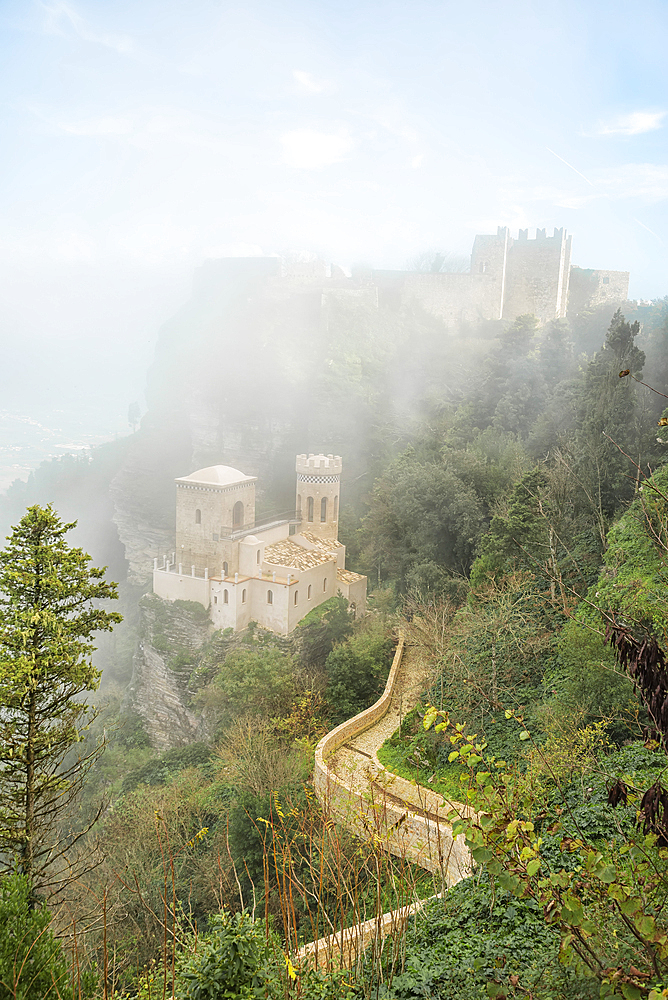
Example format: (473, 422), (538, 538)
(217, 510), (302, 540)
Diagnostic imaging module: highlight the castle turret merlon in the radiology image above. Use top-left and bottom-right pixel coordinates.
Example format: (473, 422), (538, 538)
(296, 453), (342, 477)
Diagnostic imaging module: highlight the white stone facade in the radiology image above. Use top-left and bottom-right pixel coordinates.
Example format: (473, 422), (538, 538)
(153, 454), (367, 634)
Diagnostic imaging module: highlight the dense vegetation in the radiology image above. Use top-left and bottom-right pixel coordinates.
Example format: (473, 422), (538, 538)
(1, 284), (668, 996)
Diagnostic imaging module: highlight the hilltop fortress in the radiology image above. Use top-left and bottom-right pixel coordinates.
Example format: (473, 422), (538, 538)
(195, 226), (628, 328)
(373, 226), (629, 326)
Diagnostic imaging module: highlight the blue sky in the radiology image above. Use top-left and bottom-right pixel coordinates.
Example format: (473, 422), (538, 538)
(2, 0), (667, 286)
(0, 0), (667, 461)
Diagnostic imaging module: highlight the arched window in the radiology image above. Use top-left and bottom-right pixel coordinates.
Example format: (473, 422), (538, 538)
(333, 496), (338, 521)
(320, 497), (327, 522)
(307, 497), (314, 522)
(214, 595), (218, 604)
(223, 561), (228, 577)
(233, 501), (244, 527)
(294, 590), (298, 605)
(307, 584), (312, 599)
(297, 494), (302, 517)
(323, 577), (327, 591)
(195, 509), (201, 524)
(256, 550), (261, 564)
(350, 602), (356, 615)
(223, 589), (229, 604)
(242, 588), (247, 604)
(267, 590), (273, 605)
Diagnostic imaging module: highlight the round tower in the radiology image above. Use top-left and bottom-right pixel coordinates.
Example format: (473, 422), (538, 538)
(296, 453), (342, 541)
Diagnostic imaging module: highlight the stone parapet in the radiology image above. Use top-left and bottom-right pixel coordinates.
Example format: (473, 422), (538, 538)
(296, 453), (342, 478)
(313, 635), (471, 884)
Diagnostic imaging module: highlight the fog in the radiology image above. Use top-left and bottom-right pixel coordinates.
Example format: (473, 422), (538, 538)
(1, 0), (668, 489)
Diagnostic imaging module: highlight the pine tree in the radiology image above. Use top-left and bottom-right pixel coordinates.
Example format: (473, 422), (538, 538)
(0, 505), (121, 895)
(573, 309), (652, 519)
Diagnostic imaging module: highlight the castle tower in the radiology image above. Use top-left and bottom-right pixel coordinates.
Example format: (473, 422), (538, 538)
(175, 465), (257, 576)
(469, 226), (509, 320)
(296, 453), (341, 542)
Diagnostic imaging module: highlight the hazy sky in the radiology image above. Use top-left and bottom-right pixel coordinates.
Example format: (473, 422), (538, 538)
(1, 0), (667, 457)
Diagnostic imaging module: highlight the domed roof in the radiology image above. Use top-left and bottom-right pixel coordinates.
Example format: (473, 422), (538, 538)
(176, 465), (256, 487)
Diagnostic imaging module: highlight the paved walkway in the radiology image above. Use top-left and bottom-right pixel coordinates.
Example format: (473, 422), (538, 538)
(327, 640), (432, 798)
(304, 638), (471, 971)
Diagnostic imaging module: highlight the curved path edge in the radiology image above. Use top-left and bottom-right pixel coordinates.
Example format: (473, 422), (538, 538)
(306, 631), (473, 969)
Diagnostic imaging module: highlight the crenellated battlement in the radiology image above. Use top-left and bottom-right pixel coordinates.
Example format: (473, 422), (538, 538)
(296, 453), (342, 477)
(517, 226), (566, 242)
(195, 226), (628, 329)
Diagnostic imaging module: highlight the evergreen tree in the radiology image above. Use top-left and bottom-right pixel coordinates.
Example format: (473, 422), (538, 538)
(360, 451), (485, 589)
(0, 506), (121, 895)
(573, 309), (651, 518)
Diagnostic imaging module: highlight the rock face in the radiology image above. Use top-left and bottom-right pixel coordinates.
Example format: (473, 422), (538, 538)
(124, 594), (211, 749)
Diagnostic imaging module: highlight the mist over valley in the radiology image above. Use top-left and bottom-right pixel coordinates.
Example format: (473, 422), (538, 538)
(2, 1), (668, 996)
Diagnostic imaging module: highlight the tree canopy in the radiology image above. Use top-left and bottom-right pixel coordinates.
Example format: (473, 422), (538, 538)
(0, 505), (121, 894)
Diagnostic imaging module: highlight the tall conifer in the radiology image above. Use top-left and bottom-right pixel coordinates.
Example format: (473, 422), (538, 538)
(0, 505), (121, 895)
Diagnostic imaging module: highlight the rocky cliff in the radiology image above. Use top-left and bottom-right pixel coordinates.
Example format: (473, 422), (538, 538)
(0, 256), (472, 747)
(124, 594), (212, 749)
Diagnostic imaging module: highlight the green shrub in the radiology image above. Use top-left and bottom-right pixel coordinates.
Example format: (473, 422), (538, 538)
(121, 742), (213, 793)
(176, 910), (269, 999)
(372, 877), (596, 999)
(0, 874), (94, 1000)
(173, 599), (212, 625)
(325, 618), (393, 727)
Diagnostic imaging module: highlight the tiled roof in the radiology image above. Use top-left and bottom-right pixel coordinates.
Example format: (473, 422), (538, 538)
(300, 530), (343, 549)
(337, 568), (364, 584)
(264, 539), (333, 571)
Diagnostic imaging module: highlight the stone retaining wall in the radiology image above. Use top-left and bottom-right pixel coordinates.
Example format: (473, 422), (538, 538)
(313, 635), (471, 883)
(298, 895), (438, 972)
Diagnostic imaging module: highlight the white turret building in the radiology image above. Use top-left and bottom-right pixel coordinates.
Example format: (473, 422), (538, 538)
(152, 454), (367, 634)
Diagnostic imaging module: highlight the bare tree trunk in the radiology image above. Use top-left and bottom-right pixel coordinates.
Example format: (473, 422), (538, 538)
(548, 526), (557, 603)
(24, 686), (36, 885)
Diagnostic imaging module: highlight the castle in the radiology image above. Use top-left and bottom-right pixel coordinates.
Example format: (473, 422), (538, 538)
(153, 454), (367, 634)
(373, 226), (629, 325)
(193, 226), (628, 328)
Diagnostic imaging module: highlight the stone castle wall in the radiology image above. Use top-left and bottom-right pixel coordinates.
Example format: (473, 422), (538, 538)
(318, 227), (628, 327)
(568, 266), (631, 314)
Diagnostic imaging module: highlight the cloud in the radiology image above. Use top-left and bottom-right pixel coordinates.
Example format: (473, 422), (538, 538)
(595, 162), (668, 200)
(280, 129), (353, 169)
(205, 243), (266, 258)
(596, 111), (665, 136)
(57, 116), (133, 137)
(41, 2), (134, 55)
(292, 71), (328, 94)
(43, 108), (238, 152)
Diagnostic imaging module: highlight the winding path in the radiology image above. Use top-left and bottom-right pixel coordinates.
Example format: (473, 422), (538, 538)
(304, 633), (472, 969)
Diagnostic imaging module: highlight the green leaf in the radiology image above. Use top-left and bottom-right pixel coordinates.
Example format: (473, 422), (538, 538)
(620, 985), (644, 1000)
(471, 847), (494, 864)
(526, 858), (541, 876)
(448, 751), (459, 763)
(620, 896), (641, 916)
(519, 730), (530, 741)
(636, 914), (657, 938)
(423, 707), (438, 730)
(597, 865), (618, 884)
